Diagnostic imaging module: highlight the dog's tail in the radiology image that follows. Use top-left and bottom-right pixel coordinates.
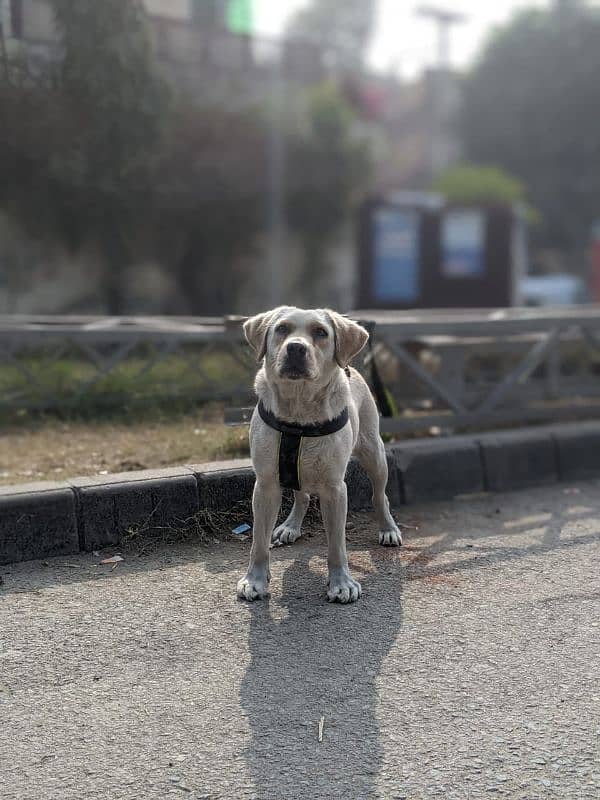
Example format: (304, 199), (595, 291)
(362, 322), (397, 418)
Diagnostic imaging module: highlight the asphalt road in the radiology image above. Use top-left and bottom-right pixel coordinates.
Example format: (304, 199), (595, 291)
(1, 481), (600, 800)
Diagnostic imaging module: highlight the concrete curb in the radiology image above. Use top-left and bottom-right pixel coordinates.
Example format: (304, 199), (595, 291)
(1, 422), (599, 565)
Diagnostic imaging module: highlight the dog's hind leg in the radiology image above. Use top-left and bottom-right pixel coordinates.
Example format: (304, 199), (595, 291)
(354, 435), (402, 548)
(272, 490), (310, 546)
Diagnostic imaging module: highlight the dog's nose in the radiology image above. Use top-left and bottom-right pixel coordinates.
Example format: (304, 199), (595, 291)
(287, 341), (308, 359)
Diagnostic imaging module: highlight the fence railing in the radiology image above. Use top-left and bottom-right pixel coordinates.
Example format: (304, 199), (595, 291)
(2, 308), (600, 433)
(0, 315), (255, 415)
(363, 307), (600, 433)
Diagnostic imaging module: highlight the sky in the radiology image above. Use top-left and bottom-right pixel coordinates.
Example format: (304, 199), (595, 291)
(253, 0), (551, 78)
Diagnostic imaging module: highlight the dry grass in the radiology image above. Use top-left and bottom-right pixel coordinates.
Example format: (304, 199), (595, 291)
(119, 494), (324, 556)
(0, 409), (250, 486)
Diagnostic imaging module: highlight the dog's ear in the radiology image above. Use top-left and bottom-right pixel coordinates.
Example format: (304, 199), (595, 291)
(243, 308), (282, 362)
(326, 310), (369, 368)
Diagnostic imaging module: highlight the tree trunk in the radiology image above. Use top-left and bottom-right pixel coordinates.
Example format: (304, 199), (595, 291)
(101, 218), (129, 315)
(297, 237), (325, 306)
(176, 233), (228, 315)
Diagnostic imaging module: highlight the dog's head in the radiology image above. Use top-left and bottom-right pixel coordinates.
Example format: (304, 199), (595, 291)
(244, 306), (369, 384)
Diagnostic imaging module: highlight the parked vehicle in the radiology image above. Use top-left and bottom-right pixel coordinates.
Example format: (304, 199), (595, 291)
(520, 274), (588, 306)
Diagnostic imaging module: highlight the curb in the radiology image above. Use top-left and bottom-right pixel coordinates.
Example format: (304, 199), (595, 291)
(1, 422), (599, 565)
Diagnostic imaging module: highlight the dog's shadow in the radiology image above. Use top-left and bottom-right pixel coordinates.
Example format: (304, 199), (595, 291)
(239, 551), (403, 800)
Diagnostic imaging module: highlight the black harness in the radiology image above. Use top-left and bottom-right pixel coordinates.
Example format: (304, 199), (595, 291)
(257, 400), (349, 490)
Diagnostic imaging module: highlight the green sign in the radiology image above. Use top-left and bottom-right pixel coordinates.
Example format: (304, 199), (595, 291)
(226, 0), (253, 34)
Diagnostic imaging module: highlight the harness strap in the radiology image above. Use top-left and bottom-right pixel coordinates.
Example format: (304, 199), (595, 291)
(257, 400), (349, 490)
(277, 432), (304, 491)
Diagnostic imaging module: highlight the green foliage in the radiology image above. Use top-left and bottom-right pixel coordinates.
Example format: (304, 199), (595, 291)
(0, 346), (253, 421)
(432, 164), (539, 222)
(286, 84), (372, 303)
(151, 100), (267, 314)
(0, 3), (372, 315)
(52, 0), (167, 187)
(433, 164), (525, 204)
(0, 1), (169, 313)
(462, 3), (600, 252)
(51, 0), (169, 311)
(0, 1), (267, 315)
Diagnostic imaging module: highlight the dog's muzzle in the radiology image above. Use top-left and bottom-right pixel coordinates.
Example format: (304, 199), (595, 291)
(280, 341), (310, 379)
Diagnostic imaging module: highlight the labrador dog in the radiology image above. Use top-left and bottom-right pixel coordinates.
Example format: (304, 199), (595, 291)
(237, 306), (402, 604)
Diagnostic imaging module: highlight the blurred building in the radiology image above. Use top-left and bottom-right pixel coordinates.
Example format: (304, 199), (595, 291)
(2, 0), (462, 183)
(4, 1), (461, 149)
(1, 0), (329, 102)
(1, 0), (55, 64)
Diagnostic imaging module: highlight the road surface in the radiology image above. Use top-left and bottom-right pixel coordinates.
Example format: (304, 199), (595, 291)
(1, 481), (600, 799)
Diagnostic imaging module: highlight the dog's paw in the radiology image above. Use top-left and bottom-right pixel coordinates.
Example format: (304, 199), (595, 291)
(272, 523), (302, 547)
(379, 525), (402, 547)
(326, 570), (362, 604)
(237, 573), (270, 601)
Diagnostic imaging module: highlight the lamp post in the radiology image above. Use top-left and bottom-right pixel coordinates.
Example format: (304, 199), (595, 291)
(266, 40), (285, 307)
(416, 4), (467, 178)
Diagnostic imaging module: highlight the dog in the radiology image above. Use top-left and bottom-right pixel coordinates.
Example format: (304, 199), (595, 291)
(237, 306), (402, 604)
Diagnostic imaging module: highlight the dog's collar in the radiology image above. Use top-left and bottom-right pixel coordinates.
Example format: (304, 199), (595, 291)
(257, 400), (349, 491)
(257, 400), (349, 438)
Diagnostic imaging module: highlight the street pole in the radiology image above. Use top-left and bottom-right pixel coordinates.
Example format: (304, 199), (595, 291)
(416, 5), (467, 178)
(417, 4), (466, 70)
(0, 0), (9, 82)
(266, 42), (285, 308)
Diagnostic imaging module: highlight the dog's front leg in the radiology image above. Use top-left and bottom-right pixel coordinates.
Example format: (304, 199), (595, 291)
(237, 480), (281, 601)
(321, 483), (362, 604)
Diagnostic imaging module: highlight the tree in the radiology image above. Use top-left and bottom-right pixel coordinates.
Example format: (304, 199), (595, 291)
(151, 101), (267, 315)
(0, 1), (169, 313)
(0, 2), (270, 316)
(286, 84), (372, 304)
(286, 0), (377, 72)
(50, 0), (169, 312)
(462, 3), (600, 256)
(432, 164), (539, 222)
(0, 3), (372, 315)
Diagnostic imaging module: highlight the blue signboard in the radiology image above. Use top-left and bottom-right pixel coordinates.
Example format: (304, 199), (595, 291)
(372, 207), (420, 303)
(441, 210), (485, 278)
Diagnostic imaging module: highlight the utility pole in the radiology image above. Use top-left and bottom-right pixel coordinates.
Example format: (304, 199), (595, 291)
(416, 5), (467, 178)
(0, 0), (9, 82)
(0, 22), (7, 82)
(266, 42), (286, 308)
(416, 5), (466, 69)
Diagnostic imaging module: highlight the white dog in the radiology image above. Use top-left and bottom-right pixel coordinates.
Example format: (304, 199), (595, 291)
(237, 306), (402, 604)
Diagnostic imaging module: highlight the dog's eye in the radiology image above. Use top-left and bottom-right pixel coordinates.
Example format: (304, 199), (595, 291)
(275, 323), (290, 336)
(313, 327), (329, 339)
